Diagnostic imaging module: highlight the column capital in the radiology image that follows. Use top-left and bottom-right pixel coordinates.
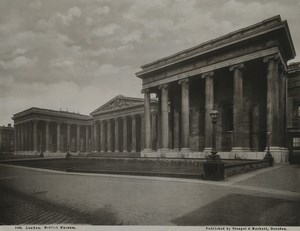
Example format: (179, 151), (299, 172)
(201, 71), (214, 79)
(151, 109), (158, 115)
(178, 78), (189, 85)
(263, 53), (280, 63)
(158, 84), (168, 90)
(141, 88), (151, 94)
(229, 63), (244, 72)
(114, 117), (119, 122)
(130, 114), (136, 119)
(77, 124), (81, 128)
(122, 116), (127, 120)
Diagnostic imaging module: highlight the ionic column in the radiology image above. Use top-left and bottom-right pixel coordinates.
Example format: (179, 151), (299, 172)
(107, 119), (112, 152)
(203, 71), (214, 151)
(173, 92), (180, 152)
(151, 111), (157, 150)
(93, 122), (98, 152)
(142, 89), (152, 152)
(33, 120), (38, 154)
(114, 118), (119, 152)
(90, 125), (93, 152)
(56, 122), (61, 153)
(264, 54), (280, 149)
(85, 125), (89, 152)
(157, 92), (162, 149)
(179, 79), (190, 152)
(27, 122), (31, 152)
(14, 124), (18, 154)
(140, 114), (145, 151)
(45, 121), (50, 153)
(24, 123), (28, 152)
(17, 124), (21, 153)
(230, 63), (246, 151)
(20, 123), (24, 152)
(77, 124), (81, 153)
(67, 123), (71, 152)
(99, 121), (105, 152)
(131, 115), (137, 152)
(122, 117), (128, 152)
(159, 84), (169, 152)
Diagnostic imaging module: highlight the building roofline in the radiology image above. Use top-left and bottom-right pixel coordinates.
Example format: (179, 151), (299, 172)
(136, 15), (296, 78)
(12, 107), (92, 121)
(90, 95), (157, 116)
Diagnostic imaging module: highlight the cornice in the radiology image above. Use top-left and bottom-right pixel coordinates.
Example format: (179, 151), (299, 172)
(136, 15), (295, 78)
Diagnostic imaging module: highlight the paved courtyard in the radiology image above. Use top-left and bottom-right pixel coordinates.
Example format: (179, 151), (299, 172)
(0, 163), (299, 225)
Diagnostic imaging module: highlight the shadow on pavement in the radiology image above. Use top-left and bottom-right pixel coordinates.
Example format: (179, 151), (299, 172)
(0, 184), (123, 225)
(172, 193), (300, 226)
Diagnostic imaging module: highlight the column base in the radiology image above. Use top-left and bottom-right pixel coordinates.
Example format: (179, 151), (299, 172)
(122, 150), (128, 153)
(263, 146), (288, 164)
(115, 150), (120, 153)
(158, 148), (169, 157)
(231, 147), (251, 152)
(203, 147), (212, 152)
(131, 150), (136, 153)
(180, 148), (191, 154)
(142, 148), (152, 153)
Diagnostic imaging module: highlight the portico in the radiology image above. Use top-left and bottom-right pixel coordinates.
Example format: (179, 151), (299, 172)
(137, 15), (295, 163)
(13, 108), (93, 156)
(90, 95), (157, 153)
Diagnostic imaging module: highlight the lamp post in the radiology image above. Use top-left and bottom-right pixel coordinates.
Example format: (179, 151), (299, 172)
(203, 105), (224, 181)
(264, 131), (274, 166)
(208, 106), (220, 160)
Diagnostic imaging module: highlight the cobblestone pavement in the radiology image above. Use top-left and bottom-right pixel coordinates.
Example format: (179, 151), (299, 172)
(0, 163), (299, 225)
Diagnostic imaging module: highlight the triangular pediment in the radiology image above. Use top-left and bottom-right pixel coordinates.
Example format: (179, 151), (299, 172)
(91, 95), (144, 115)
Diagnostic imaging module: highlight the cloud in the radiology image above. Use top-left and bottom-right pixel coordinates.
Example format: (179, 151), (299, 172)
(0, 0), (300, 125)
(29, 1), (42, 10)
(38, 6), (82, 29)
(92, 23), (119, 37)
(0, 56), (38, 70)
(95, 6), (110, 15)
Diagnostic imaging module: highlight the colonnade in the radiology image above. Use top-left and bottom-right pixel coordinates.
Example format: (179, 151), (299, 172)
(92, 114), (149, 153)
(14, 120), (92, 154)
(142, 53), (286, 153)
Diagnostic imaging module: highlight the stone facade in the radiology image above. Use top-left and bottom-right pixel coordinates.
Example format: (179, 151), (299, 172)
(12, 95), (157, 156)
(287, 62), (300, 163)
(10, 16), (300, 164)
(0, 124), (14, 155)
(13, 108), (93, 155)
(136, 15), (295, 163)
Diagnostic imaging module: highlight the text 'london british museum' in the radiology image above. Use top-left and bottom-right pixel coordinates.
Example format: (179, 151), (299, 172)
(9, 15), (300, 164)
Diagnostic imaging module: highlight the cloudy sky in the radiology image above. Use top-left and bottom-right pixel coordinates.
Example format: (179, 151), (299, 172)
(0, 0), (300, 125)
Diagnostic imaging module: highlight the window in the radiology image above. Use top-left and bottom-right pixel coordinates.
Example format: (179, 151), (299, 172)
(293, 138), (300, 147)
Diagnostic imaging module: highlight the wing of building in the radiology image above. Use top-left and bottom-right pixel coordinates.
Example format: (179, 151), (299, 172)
(12, 95), (157, 155)
(9, 15), (300, 164)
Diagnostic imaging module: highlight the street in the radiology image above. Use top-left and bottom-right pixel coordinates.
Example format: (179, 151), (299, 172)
(0, 164), (299, 225)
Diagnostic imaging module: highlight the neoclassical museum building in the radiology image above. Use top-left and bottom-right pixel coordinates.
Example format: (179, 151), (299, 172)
(11, 15), (300, 164)
(13, 95), (157, 156)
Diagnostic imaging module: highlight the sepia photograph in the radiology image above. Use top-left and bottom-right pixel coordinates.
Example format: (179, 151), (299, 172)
(0, 0), (299, 229)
